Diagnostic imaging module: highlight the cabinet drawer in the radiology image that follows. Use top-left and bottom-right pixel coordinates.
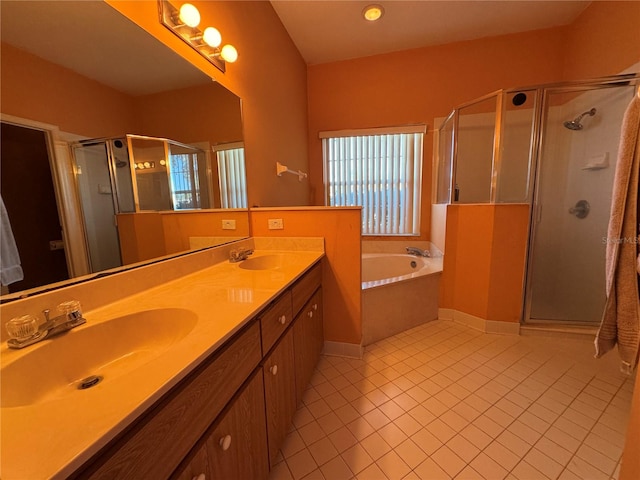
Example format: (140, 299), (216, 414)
(259, 290), (292, 354)
(292, 262), (322, 316)
(77, 321), (262, 480)
(173, 370), (269, 480)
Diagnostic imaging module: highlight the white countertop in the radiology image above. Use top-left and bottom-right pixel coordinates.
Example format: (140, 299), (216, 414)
(0, 249), (324, 479)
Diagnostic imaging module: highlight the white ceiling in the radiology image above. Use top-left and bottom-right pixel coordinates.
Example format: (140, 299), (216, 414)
(0, 1), (211, 96)
(270, 0), (591, 65)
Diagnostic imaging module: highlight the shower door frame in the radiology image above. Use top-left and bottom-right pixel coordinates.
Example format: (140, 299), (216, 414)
(522, 74), (640, 326)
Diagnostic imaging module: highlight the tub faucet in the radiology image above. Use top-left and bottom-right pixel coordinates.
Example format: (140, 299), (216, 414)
(5, 300), (86, 349)
(229, 248), (254, 263)
(406, 246), (430, 257)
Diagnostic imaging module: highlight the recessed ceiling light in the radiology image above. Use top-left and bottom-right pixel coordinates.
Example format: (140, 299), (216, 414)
(363, 4), (384, 22)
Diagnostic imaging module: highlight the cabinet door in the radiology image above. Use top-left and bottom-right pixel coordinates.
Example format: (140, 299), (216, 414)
(293, 288), (323, 405)
(173, 371), (269, 480)
(263, 328), (297, 467)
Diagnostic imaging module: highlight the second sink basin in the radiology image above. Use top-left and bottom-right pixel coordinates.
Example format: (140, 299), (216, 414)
(238, 254), (285, 271)
(1, 308), (198, 408)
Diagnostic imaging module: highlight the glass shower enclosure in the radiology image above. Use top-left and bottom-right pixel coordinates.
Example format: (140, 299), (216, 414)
(434, 73), (639, 325)
(71, 135), (207, 273)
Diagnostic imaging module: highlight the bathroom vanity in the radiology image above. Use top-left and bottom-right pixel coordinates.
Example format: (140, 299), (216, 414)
(0, 240), (324, 480)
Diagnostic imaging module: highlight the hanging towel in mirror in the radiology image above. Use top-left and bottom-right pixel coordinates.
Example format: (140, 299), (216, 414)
(0, 195), (24, 286)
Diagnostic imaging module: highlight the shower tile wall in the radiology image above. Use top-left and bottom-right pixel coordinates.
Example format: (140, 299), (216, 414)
(530, 87), (632, 323)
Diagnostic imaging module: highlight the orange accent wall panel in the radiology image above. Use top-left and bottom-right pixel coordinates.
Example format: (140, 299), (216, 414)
(250, 208), (362, 345)
(161, 211), (250, 254)
(441, 204), (529, 323)
(117, 212), (166, 265)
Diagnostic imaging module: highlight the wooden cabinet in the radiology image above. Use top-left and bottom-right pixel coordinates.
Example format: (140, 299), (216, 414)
(293, 288), (323, 405)
(262, 328), (297, 467)
(74, 321), (262, 480)
(73, 260), (324, 480)
(173, 371), (269, 480)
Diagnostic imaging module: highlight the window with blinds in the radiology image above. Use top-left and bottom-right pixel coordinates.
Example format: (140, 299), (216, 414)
(215, 144), (247, 208)
(321, 126), (425, 235)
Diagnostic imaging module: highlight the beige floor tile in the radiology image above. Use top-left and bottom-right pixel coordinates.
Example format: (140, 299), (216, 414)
(319, 455), (353, 480)
(469, 452), (509, 480)
(394, 413), (422, 437)
(328, 425), (359, 453)
(455, 465), (485, 479)
(352, 395), (377, 415)
(511, 460), (548, 480)
(342, 443), (374, 474)
(356, 462), (389, 480)
(365, 407), (393, 430)
(376, 450), (411, 480)
(308, 436), (339, 467)
(395, 438), (427, 469)
(379, 422), (408, 448)
(484, 440), (521, 470)
(445, 434), (480, 464)
(507, 419), (542, 445)
(566, 456), (610, 480)
(317, 411), (344, 435)
(281, 430), (307, 458)
(347, 417), (376, 441)
(380, 400), (406, 420)
(460, 424), (492, 450)
(307, 398), (332, 419)
(414, 457), (451, 480)
(582, 431), (623, 461)
(361, 431), (393, 460)
(298, 420), (327, 446)
(269, 461), (294, 480)
(412, 426), (444, 455)
(335, 403), (361, 425)
(524, 447), (564, 479)
(431, 444), (466, 478)
(324, 390), (349, 410)
(287, 449), (318, 480)
(301, 468), (326, 479)
(534, 436), (572, 466)
(575, 443), (617, 476)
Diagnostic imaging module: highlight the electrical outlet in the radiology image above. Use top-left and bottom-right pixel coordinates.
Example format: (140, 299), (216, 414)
(268, 218), (284, 230)
(221, 219), (236, 230)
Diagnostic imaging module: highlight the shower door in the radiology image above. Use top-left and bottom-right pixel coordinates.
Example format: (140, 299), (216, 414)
(526, 82), (637, 325)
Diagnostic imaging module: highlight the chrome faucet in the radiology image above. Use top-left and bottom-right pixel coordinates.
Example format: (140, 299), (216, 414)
(5, 300), (86, 349)
(229, 248), (254, 263)
(406, 246), (431, 257)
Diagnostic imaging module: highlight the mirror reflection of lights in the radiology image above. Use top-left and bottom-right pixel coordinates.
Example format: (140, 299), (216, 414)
(363, 4), (384, 21)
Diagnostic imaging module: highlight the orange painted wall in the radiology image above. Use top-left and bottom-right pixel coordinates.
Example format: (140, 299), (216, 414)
(106, 1), (309, 208)
(250, 207), (362, 345)
(0, 42), (135, 137)
(161, 210), (250, 254)
(117, 212), (166, 265)
(441, 204), (529, 322)
(307, 27), (566, 240)
(563, 1), (640, 80)
(133, 83), (243, 146)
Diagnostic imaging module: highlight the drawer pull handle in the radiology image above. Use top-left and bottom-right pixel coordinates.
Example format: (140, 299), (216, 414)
(192, 474), (206, 480)
(308, 311), (313, 318)
(278, 315), (286, 325)
(313, 303), (318, 311)
(270, 365), (278, 375)
(219, 434), (232, 451)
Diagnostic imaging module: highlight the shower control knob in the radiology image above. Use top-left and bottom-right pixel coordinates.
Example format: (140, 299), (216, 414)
(569, 200), (590, 219)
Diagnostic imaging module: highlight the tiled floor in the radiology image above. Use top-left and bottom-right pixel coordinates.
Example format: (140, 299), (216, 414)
(269, 320), (635, 480)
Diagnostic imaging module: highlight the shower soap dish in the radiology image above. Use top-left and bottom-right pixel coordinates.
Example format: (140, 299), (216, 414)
(582, 153), (609, 170)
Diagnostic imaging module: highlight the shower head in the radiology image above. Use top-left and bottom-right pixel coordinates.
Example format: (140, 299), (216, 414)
(563, 108), (597, 130)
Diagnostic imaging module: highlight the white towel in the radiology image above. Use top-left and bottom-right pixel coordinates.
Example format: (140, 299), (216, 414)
(0, 195), (24, 286)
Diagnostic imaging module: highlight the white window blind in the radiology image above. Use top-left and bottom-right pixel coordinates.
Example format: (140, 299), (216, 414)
(321, 127), (424, 235)
(215, 144), (247, 208)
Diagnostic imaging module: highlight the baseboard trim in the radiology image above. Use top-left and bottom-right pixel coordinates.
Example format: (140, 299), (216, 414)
(440, 309), (520, 335)
(323, 340), (364, 359)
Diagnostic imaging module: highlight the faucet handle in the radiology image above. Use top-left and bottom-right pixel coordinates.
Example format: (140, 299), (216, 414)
(6, 315), (38, 341)
(58, 300), (83, 320)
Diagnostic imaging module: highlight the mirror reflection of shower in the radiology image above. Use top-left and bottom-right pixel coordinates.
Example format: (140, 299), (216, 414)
(563, 107), (597, 130)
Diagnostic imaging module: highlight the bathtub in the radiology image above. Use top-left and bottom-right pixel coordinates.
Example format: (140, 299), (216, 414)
(362, 253), (442, 346)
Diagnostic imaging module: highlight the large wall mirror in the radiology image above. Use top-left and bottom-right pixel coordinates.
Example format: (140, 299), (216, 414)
(0, 1), (249, 301)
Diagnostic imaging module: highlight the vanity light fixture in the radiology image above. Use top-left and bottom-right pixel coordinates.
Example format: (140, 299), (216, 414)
(363, 4), (384, 22)
(159, 0), (238, 73)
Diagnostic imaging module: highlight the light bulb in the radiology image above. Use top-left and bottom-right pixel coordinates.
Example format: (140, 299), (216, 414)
(203, 27), (222, 47)
(220, 44), (238, 63)
(179, 3), (200, 28)
(363, 5), (384, 21)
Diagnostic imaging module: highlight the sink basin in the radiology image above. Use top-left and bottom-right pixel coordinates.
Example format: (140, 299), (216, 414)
(238, 254), (285, 271)
(1, 308), (198, 408)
